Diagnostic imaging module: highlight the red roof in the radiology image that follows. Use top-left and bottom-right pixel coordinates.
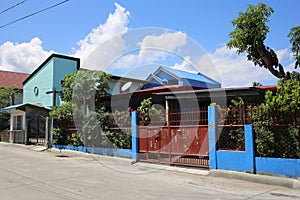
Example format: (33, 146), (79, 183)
(0, 70), (30, 89)
(255, 85), (277, 92)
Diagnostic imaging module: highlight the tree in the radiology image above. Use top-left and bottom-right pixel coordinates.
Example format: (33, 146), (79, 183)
(252, 81), (262, 87)
(227, 3), (300, 79)
(0, 85), (19, 130)
(253, 74), (300, 158)
(50, 70), (113, 146)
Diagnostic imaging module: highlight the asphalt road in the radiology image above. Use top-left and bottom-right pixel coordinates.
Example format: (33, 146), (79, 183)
(0, 144), (300, 200)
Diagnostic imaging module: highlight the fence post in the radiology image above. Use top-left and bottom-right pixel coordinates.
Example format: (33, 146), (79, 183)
(208, 105), (218, 169)
(244, 124), (255, 173)
(131, 111), (139, 161)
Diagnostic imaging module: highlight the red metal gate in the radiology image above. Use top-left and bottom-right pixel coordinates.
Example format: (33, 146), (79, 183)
(138, 107), (209, 168)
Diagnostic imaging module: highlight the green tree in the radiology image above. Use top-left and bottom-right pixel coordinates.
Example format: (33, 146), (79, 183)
(137, 97), (165, 126)
(0, 85), (19, 130)
(253, 74), (300, 158)
(252, 81), (262, 87)
(50, 70), (111, 146)
(227, 3), (300, 79)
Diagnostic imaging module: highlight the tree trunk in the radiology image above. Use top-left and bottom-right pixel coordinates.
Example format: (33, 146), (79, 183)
(257, 48), (285, 79)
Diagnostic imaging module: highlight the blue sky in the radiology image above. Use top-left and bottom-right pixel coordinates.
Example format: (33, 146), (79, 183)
(0, 0), (299, 87)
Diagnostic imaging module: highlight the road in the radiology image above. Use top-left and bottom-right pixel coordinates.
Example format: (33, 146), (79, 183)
(0, 143), (299, 200)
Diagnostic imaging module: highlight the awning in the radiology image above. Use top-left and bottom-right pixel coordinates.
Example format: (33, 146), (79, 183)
(0, 103), (50, 113)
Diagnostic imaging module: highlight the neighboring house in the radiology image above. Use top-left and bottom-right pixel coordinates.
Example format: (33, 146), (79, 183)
(0, 70), (30, 105)
(0, 53), (148, 144)
(145, 66), (221, 89)
(0, 54), (80, 144)
(109, 75), (147, 95)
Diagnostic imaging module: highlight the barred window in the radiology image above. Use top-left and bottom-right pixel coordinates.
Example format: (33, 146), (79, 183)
(13, 115), (22, 130)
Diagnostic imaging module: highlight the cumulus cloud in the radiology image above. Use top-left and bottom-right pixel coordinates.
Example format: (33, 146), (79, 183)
(74, 3), (130, 62)
(170, 56), (197, 73)
(195, 45), (295, 87)
(110, 31), (187, 70)
(0, 37), (53, 73)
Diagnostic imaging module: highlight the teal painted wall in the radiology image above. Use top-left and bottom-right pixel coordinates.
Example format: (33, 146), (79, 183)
(53, 57), (78, 106)
(23, 56), (79, 109)
(23, 60), (54, 108)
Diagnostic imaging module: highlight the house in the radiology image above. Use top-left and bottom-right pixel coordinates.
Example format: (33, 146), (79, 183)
(145, 66), (221, 89)
(0, 70), (30, 105)
(0, 70), (30, 133)
(0, 54), (80, 144)
(0, 53), (148, 145)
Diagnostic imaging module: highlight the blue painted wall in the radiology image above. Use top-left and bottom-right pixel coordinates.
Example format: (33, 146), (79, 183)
(23, 54), (79, 109)
(256, 157), (300, 178)
(216, 151), (250, 171)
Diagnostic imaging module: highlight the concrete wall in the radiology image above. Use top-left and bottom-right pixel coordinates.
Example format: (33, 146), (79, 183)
(208, 105), (300, 178)
(256, 157), (300, 178)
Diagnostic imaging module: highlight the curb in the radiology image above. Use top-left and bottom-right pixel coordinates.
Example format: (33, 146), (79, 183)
(209, 169), (300, 189)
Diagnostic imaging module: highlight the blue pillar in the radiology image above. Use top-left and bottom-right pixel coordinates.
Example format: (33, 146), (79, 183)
(131, 111), (139, 161)
(208, 106), (218, 169)
(244, 124), (255, 173)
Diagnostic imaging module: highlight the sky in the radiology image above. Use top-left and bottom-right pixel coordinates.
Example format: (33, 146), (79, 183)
(0, 0), (299, 87)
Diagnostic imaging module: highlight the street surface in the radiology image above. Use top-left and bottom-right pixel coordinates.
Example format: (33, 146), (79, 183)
(0, 143), (300, 200)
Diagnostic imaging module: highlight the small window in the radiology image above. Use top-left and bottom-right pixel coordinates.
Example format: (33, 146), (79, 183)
(13, 115), (22, 130)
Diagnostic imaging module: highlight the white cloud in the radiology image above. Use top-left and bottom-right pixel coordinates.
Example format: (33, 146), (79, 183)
(196, 45), (295, 87)
(170, 56), (197, 73)
(110, 31), (187, 70)
(0, 37), (53, 73)
(74, 3), (130, 62)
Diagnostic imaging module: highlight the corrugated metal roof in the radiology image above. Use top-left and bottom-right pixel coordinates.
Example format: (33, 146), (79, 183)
(0, 70), (29, 89)
(160, 66), (220, 85)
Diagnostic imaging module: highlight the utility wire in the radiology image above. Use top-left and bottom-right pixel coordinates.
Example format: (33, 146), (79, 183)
(0, 0), (70, 29)
(0, 0), (29, 15)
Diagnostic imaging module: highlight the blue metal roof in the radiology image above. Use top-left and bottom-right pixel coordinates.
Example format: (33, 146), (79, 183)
(159, 66), (221, 87)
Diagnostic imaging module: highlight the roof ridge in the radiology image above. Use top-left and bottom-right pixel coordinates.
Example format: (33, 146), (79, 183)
(0, 69), (30, 75)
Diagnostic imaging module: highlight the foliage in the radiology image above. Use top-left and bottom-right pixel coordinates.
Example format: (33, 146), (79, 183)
(52, 70), (123, 147)
(288, 26), (300, 69)
(0, 85), (19, 108)
(0, 85), (20, 130)
(52, 127), (69, 145)
(227, 3), (299, 79)
(253, 76), (300, 158)
(137, 97), (165, 126)
(50, 101), (73, 120)
(252, 81), (262, 86)
(52, 127), (83, 146)
(217, 98), (245, 151)
(80, 109), (131, 149)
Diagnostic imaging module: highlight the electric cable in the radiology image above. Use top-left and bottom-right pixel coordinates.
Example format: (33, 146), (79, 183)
(0, 0), (29, 15)
(0, 0), (70, 29)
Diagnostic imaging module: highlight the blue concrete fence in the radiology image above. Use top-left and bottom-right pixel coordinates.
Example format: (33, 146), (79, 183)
(208, 105), (300, 178)
(53, 111), (139, 160)
(52, 106), (300, 178)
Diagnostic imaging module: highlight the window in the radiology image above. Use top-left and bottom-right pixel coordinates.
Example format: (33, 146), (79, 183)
(13, 115), (22, 130)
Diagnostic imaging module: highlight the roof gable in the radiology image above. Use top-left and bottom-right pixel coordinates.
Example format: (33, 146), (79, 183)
(23, 54), (80, 85)
(0, 70), (29, 89)
(146, 66), (221, 88)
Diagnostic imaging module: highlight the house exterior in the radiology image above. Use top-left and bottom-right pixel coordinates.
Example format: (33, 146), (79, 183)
(145, 66), (221, 89)
(0, 70), (30, 105)
(0, 54), (80, 144)
(0, 53), (148, 145)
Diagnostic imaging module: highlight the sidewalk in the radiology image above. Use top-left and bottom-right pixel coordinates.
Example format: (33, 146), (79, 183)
(2, 142), (300, 190)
